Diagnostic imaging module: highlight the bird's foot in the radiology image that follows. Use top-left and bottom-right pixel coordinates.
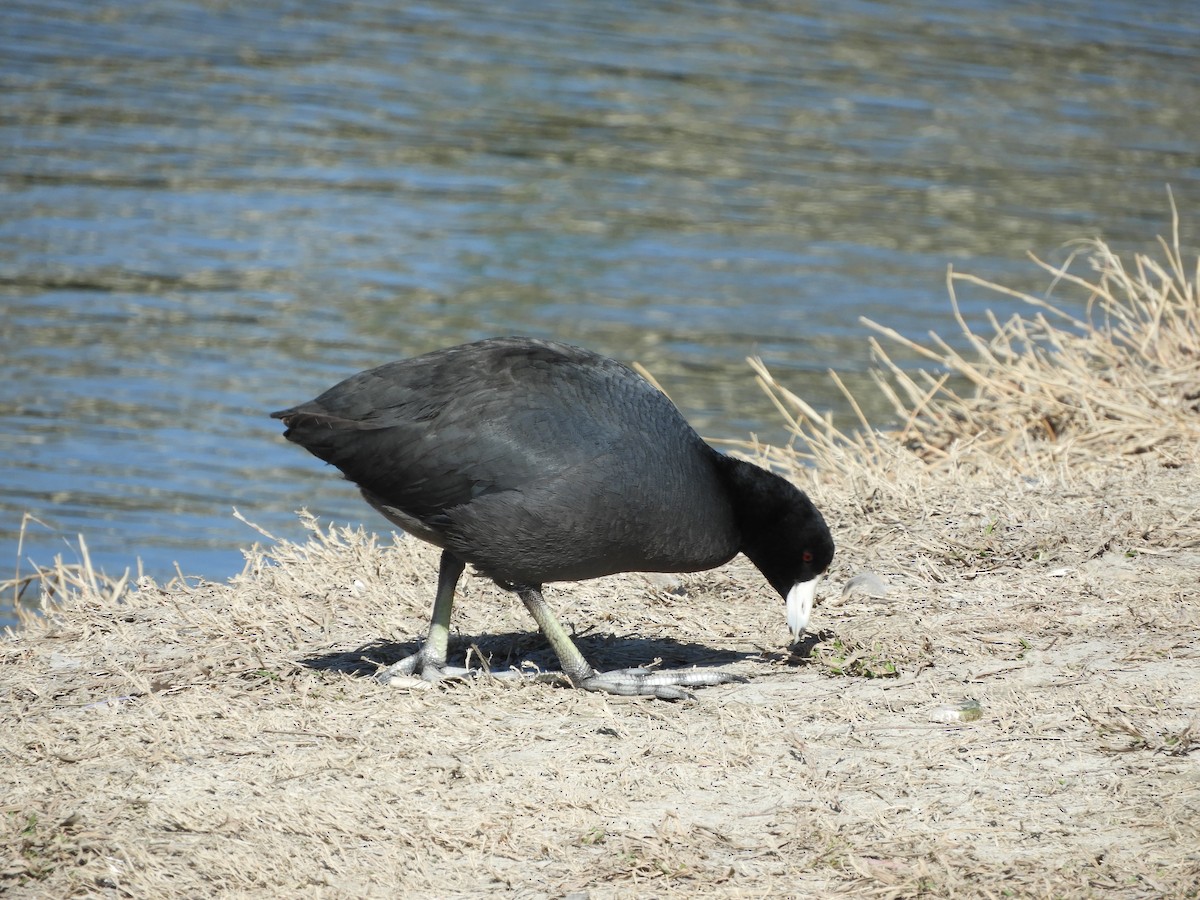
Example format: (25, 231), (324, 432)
(374, 652), (474, 687)
(576, 666), (745, 701)
(374, 651), (744, 700)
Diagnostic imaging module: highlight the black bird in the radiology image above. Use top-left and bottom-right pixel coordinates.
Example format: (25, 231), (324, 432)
(271, 337), (833, 699)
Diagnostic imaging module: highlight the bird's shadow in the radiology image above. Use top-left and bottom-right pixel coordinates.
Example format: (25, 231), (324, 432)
(300, 629), (758, 679)
(760, 628), (828, 666)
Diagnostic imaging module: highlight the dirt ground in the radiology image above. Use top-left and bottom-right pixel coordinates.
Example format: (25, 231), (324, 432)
(3, 233), (1199, 897)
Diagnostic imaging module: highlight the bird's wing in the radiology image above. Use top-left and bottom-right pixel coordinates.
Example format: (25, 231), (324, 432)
(274, 364), (625, 526)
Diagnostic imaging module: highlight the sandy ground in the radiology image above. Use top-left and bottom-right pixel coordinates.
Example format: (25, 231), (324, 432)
(3, 231), (1199, 897)
(3, 439), (1198, 898)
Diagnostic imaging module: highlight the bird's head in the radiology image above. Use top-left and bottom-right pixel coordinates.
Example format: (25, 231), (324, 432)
(736, 475), (835, 643)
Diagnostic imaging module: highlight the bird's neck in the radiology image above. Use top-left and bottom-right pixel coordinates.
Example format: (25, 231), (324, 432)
(712, 453), (792, 535)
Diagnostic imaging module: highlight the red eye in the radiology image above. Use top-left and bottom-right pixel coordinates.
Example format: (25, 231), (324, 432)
(802, 551), (813, 563)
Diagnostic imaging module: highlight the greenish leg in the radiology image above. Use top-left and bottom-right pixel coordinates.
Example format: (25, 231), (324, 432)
(517, 587), (597, 685)
(419, 550), (464, 667)
(375, 551), (465, 684)
(518, 587), (740, 700)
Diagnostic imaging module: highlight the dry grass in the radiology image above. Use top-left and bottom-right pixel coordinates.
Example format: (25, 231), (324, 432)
(752, 194), (1199, 475)
(2, 212), (1199, 898)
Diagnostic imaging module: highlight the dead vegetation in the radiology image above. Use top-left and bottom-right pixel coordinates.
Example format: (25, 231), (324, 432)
(752, 194), (1200, 474)
(2, 211), (1199, 898)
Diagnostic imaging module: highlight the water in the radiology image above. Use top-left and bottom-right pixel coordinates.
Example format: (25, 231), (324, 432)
(3, 0), (1198, 625)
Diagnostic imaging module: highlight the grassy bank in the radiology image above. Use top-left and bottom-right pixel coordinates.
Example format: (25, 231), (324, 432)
(3, 214), (1198, 898)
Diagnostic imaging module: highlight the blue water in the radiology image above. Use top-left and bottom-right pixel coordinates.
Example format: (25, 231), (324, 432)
(2, 0), (1198, 625)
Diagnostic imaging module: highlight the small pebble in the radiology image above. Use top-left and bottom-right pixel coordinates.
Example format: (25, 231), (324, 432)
(929, 700), (983, 724)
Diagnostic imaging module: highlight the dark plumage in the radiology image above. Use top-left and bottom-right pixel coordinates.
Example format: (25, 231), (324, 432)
(271, 337), (833, 698)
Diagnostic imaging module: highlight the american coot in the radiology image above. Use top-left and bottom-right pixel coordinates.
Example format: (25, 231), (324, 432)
(271, 337), (834, 699)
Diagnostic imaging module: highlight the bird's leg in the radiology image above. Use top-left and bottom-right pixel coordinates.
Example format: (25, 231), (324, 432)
(517, 587), (740, 701)
(376, 551), (467, 685)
